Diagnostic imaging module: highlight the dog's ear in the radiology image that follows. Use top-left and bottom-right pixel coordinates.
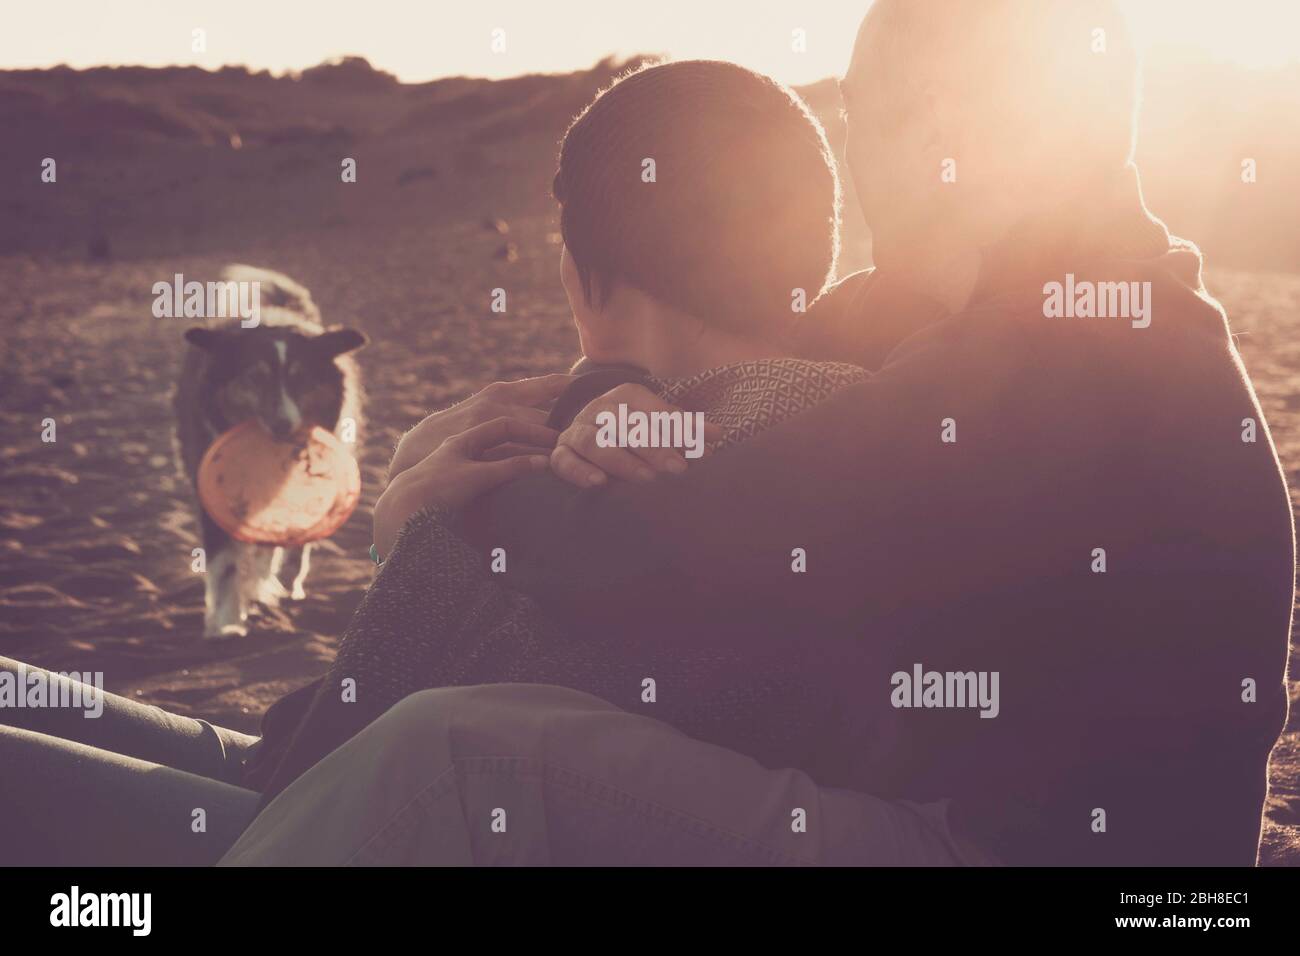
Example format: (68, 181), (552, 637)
(184, 327), (229, 351)
(313, 327), (368, 358)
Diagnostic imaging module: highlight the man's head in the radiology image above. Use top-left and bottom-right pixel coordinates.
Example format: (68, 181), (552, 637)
(554, 60), (840, 369)
(842, 0), (1139, 268)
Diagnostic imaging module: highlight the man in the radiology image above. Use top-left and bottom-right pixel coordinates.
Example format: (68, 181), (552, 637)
(460, 0), (1294, 865)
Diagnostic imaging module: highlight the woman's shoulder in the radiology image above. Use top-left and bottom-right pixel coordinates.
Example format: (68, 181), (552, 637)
(655, 358), (870, 444)
(658, 357), (868, 399)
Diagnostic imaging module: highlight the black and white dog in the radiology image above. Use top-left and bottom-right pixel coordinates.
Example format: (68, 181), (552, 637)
(173, 265), (366, 637)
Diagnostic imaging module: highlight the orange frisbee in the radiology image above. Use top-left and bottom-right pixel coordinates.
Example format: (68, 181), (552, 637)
(197, 421), (361, 547)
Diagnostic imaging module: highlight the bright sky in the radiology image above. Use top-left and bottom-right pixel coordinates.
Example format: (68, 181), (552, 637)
(3, 0), (1297, 83)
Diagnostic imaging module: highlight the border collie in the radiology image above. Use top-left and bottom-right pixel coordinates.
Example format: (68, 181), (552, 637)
(173, 265), (366, 637)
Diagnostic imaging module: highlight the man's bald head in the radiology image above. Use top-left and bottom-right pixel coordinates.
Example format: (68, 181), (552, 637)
(842, 0), (1140, 261)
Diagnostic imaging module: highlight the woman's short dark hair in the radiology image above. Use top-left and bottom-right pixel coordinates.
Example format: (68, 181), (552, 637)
(554, 60), (840, 337)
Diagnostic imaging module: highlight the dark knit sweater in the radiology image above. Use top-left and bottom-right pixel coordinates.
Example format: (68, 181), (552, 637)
(248, 358), (869, 802)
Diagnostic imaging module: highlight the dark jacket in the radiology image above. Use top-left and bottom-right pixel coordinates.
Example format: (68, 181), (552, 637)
(463, 167), (1294, 865)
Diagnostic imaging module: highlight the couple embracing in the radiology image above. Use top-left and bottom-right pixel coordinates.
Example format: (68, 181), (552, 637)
(235, 0), (1290, 866)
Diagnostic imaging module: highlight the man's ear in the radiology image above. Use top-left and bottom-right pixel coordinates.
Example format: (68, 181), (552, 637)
(184, 327), (228, 351)
(313, 327), (369, 358)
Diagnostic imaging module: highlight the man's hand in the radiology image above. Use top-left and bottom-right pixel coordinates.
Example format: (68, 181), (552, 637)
(388, 374), (574, 483)
(549, 382), (725, 487)
(373, 417), (558, 560)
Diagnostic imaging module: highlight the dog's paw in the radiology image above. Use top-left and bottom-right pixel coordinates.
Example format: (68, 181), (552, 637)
(203, 600), (249, 638)
(204, 620), (249, 639)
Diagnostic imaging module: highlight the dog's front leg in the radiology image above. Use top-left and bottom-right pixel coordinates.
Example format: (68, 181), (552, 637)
(204, 542), (250, 637)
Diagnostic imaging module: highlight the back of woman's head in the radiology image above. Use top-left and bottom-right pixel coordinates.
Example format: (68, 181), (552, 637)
(554, 60), (841, 338)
